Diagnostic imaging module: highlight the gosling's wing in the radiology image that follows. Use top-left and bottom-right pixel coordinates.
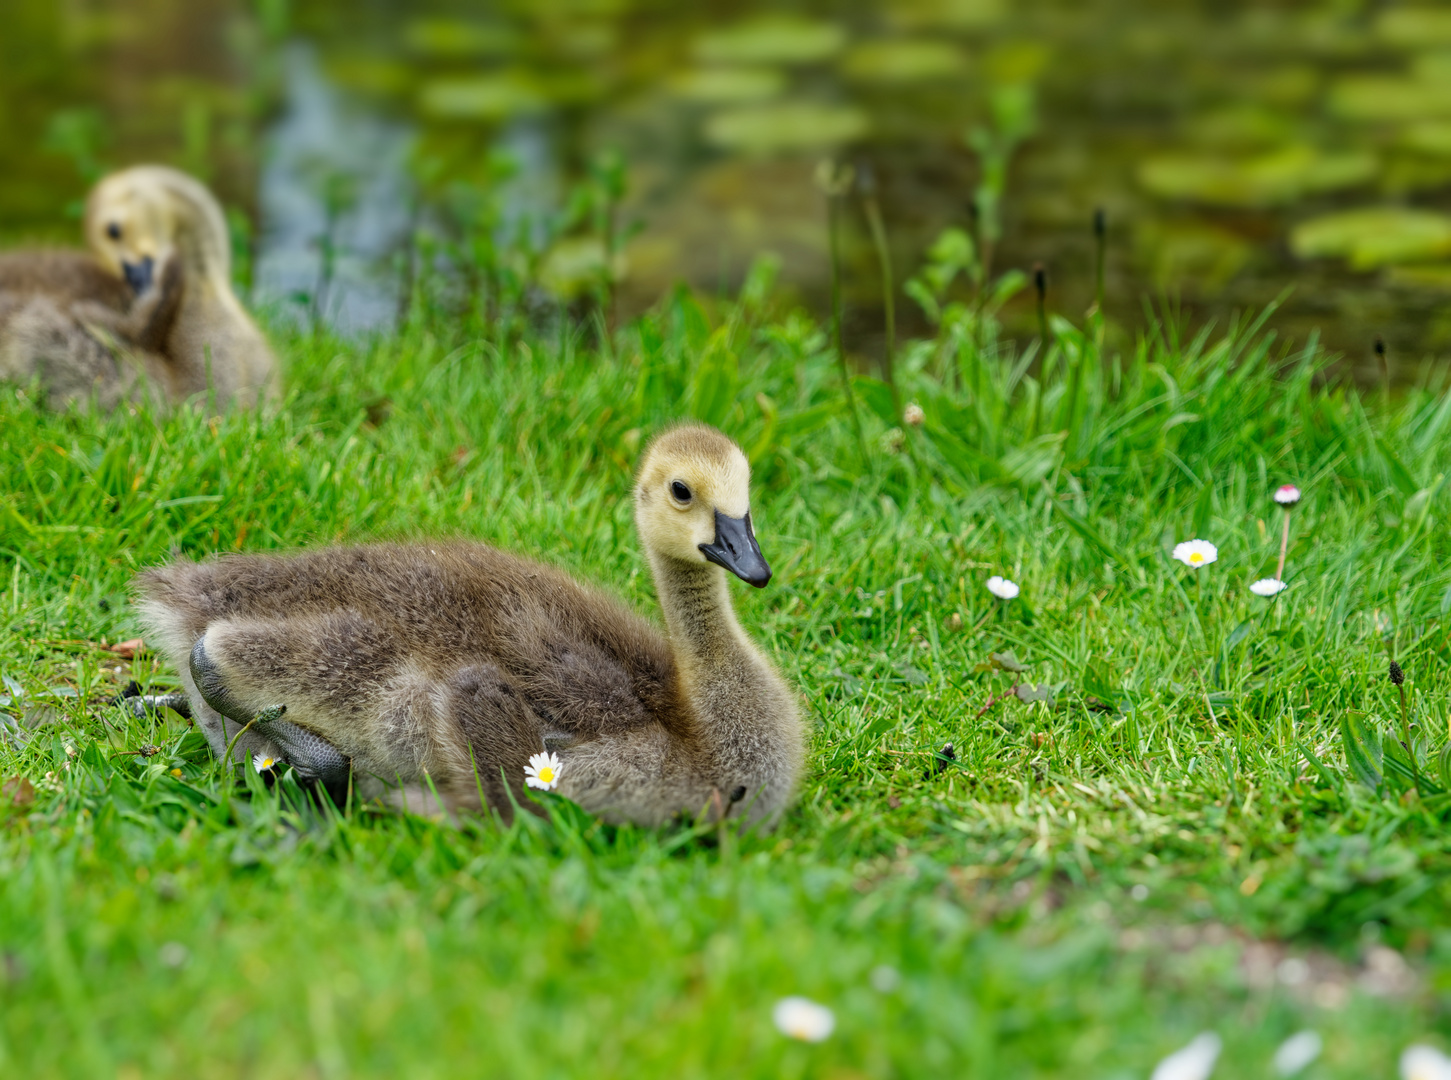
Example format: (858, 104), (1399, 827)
(0, 252), (131, 309)
(134, 542), (689, 739)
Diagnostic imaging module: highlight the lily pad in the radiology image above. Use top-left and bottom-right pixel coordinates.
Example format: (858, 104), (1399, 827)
(704, 102), (869, 153)
(667, 67), (786, 104)
(1402, 121), (1451, 156)
(404, 19), (517, 58)
(539, 237), (626, 300)
(1388, 263), (1451, 290)
(887, 0), (1004, 30)
(1291, 207), (1451, 269)
(1330, 77), (1451, 122)
(841, 40), (966, 83)
(418, 75), (547, 120)
(1412, 51), (1451, 84)
(1378, 8), (1451, 47)
(1138, 145), (1376, 207)
(694, 16), (847, 66)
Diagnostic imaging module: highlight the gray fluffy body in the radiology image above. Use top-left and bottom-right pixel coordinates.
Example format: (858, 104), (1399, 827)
(132, 425), (806, 827)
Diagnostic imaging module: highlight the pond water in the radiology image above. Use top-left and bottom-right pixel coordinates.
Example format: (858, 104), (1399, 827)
(6, 0), (1451, 376)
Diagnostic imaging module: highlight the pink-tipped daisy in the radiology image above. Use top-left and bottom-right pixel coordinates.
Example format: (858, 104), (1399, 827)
(1274, 485), (1301, 506)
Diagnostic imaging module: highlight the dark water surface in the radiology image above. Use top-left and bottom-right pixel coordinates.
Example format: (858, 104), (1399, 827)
(6, 0), (1451, 374)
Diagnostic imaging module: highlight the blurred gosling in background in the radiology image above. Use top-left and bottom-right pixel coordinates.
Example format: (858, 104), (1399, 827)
(0, 165), (276, 411)
(133, 424), (806, 828)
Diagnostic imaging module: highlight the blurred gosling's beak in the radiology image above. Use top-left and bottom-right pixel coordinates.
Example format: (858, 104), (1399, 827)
(122, 255), (155, 294)
(699, 510), (771, 588)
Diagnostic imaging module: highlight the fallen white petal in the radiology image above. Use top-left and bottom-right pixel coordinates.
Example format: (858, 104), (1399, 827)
(1402, 1045), (1451, 1080)
(1274, 1030), (1322, 1076)
(773, 996), (835, 1042)
(1152, 1032), (1222, 1080)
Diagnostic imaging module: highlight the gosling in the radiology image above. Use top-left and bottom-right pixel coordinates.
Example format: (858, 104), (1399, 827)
(133, 424), (806, 827)
(0, 165), (276, 410)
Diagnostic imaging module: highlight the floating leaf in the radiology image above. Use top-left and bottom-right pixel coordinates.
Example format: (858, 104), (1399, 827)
(1291, 207), (1451, 269)
(1403, 120), (1451, 158)
(1138, 145), (1376, 207)
(1330, 76), (1451, 122)
(418, 75), (547, 120)
(667, 68), (785, 104)
(704, 102), (869, 153)
(695, 17), (846, 66)
(403, 19), (517, 58)
(1378, 9), (1451, 47)
(840, 40), (965, 83)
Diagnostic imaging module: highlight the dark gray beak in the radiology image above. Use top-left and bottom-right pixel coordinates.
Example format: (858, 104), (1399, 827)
(122, 255), (154, 294)
(699, 510), (771, 588)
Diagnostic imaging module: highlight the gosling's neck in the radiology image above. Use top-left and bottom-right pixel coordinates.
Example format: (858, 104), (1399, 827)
(648, 551), (750, 668)
(647, 548), (802, 814)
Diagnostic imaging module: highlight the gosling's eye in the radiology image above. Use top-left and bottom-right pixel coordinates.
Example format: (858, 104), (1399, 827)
(106, 222), (122, 241)
(671, 481), (692, 503)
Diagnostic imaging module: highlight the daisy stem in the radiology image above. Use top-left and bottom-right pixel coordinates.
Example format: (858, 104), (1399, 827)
(1276, 508), (1291, 581)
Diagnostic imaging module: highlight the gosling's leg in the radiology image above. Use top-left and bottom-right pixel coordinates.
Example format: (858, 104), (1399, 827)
(189, 635), (351, 803)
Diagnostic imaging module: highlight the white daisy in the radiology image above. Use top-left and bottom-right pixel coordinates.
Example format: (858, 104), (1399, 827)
(1274, 484), (1301, 505)
(1250, 578), (1287, 597)
(903, 402), (925, 427)
(1402, 1045), (1451, 1080)
(986, 575), (1020, 600)
(772, 996), (835, 1042)
(253, 751), (278, 773)
(524, 750), (563, 791)
(1172, 540), (1218, 568)
(1151, 1032), (1222, 1080)
(1273, 1031), (1322, 1077)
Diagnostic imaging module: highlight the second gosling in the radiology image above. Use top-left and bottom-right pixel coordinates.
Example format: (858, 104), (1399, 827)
(133, 424), (806, 827)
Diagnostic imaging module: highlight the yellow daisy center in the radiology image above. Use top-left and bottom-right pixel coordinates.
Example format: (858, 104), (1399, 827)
(538, 766), (555, 783)
(262, 757), (275, 768)
(1189, 553), (1203, 565)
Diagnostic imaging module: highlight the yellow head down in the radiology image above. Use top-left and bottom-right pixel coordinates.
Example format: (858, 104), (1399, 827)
(84, 165), (231, 292)
(634, 424), (770, 586)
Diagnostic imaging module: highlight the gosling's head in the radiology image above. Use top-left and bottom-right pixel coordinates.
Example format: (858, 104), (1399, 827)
(85, 165), (231, 294)
(635, 423), (771, 587)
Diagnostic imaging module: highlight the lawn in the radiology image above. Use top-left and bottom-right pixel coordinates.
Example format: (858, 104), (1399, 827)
(0, 277), (1447, 1077)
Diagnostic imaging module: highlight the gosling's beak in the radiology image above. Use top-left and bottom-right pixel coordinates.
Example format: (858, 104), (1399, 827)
(122, 255), (154, 294)
(699, 510), (771, 588)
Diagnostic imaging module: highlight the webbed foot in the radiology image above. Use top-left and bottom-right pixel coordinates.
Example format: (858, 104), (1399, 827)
(190, 636), (351, 805)
(112, 682), (193, 720)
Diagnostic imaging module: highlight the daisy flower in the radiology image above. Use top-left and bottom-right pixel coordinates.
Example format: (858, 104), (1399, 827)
(1273, 1031), (1322, 1077)
(903, 402), (925, 427)
(1274, 484), (1301, 505)
(253, 751), (278, 773)
(772, 997), (835, 1042)
(986, 575), (1020, 600)
(1151, 1032), (1222, 1080)
(1250, 578), (1287, 597)
(1172, 540), (1218, 568)
(1402, 1045), (1451, 1080)
(524, 750), (563, 791)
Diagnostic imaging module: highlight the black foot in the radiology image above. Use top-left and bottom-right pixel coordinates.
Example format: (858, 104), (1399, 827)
(190, 636), (351, 804)
(251, 707), (351, 806)
(113, 691), (192, 720)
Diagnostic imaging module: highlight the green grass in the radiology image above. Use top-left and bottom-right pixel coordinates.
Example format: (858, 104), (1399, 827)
(1, 286), (1448, 1077)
